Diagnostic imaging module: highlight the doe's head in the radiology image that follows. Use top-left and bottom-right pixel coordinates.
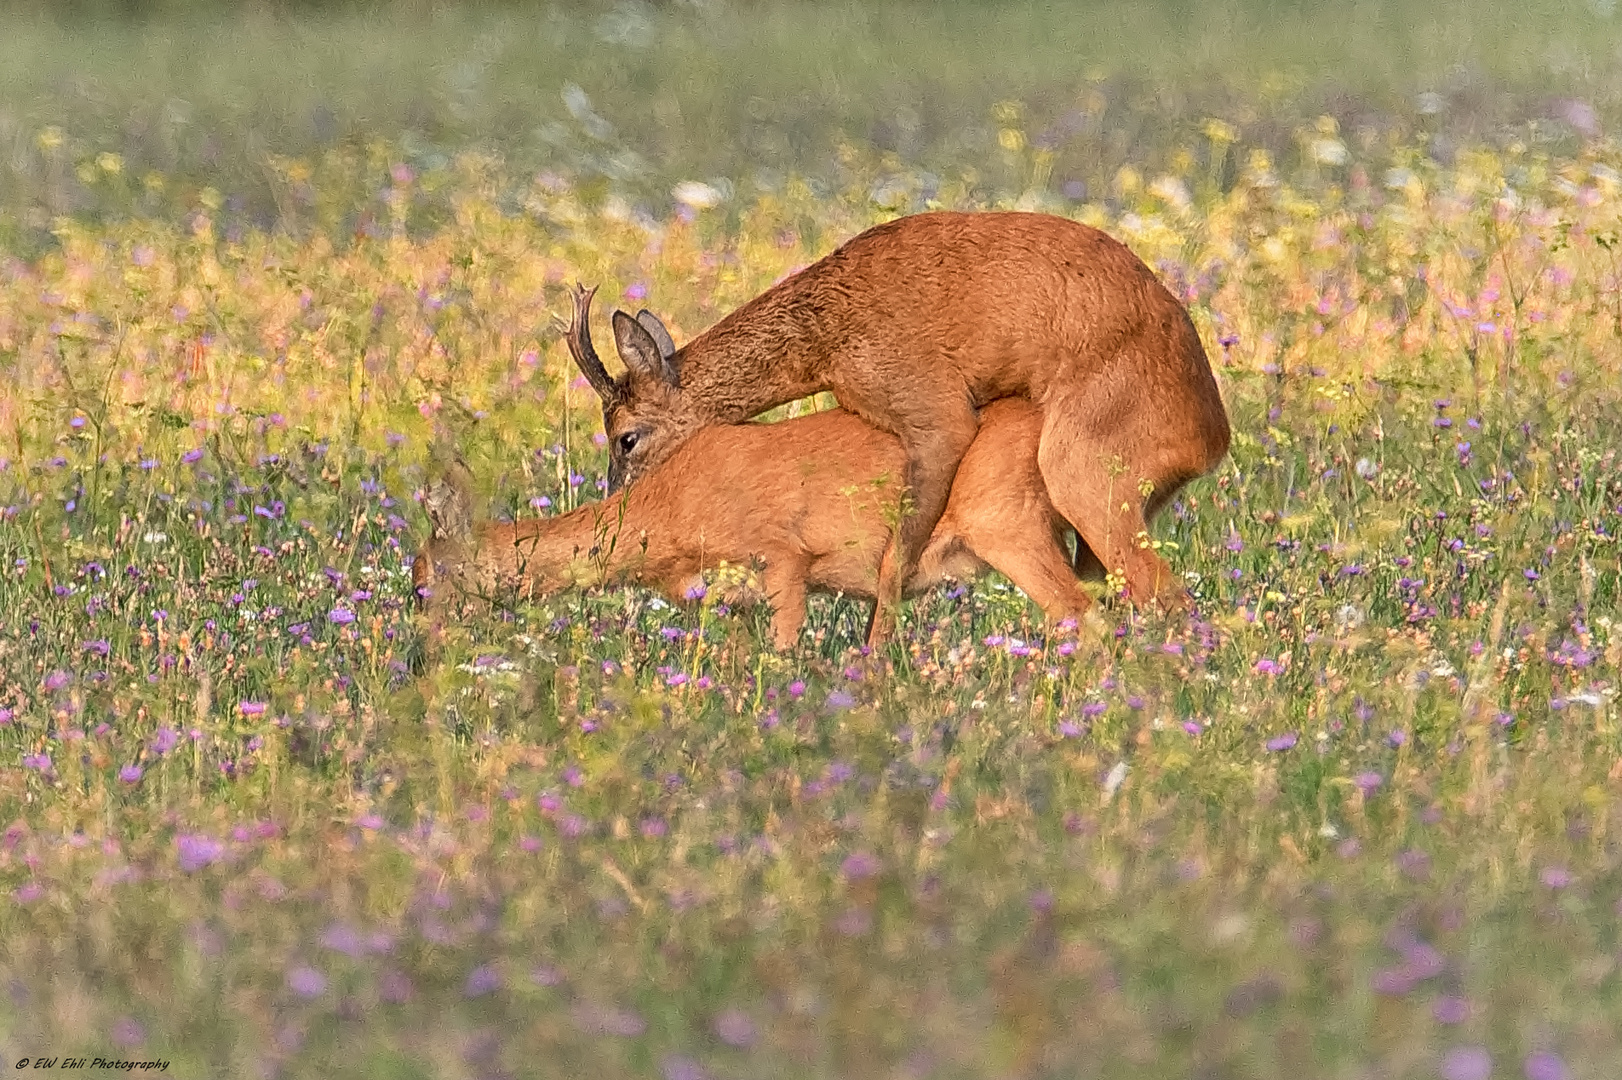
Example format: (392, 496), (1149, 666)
(412, 459), (477, 609)
(561, 283), (702, 492)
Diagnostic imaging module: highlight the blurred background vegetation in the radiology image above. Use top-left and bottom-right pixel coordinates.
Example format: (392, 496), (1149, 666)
(2, 0), (1621, 248)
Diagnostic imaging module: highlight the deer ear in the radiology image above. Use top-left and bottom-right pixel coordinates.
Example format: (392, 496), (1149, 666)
(613, 309), (680, 389)
(425, 460), (476, 543)
(635, 310), (677, 363)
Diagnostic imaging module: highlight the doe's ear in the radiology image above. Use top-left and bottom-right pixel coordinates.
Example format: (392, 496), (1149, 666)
(613, 309), (680, 389)
(425, 459), (476, 543)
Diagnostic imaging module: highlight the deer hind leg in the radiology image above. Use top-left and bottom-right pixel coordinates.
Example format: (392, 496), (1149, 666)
(959, 508), (1092, 625)
(1036, 391), (1194, 614)
(863, 403), (981, 647)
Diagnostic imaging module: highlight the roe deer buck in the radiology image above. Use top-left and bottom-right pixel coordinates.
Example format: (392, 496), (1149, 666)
(413, 399), (1093, 651)
(563, 210), (1230, 645)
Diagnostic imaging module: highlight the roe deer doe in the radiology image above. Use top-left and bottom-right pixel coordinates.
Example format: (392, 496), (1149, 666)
(413, 399), (1093, 651)
(563, 210), (1230, 645)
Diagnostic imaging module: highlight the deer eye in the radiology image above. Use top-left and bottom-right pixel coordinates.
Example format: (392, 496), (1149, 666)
(617, 432), (640, 455)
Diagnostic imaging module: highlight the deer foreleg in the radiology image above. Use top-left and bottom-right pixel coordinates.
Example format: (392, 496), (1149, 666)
(762, 557), (810, 651)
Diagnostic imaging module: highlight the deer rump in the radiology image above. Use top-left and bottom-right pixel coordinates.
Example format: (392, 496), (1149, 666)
(416, 398), (1096, 650)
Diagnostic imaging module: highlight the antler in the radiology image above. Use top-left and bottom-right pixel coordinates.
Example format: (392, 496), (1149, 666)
(559, 283), (620, 403)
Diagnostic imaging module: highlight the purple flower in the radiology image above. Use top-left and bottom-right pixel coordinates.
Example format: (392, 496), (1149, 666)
(109, 1017), (146, 1049)
(465, 965), (501, 997)
(1433, 996), (1471, 1024)
(176, 834), (224, 872)
(713, 1008), (757, 1048)
(43, 670), (70, 692)
(1254, 658), (1281, 676)
(181, 448), (204, 464)
(21, 753), (51, 772)
(1370, 967), (1415, 995)
(1388, 730), (1407, 748)
(118, 764), (143, 784)
(1440, 1046), (1493, 1080)
(322, 923), (364, 957)
(286, 966), (327, 999)
(1266, 732), (1298, 752)
(1539, 866), (1572, 889)
(826, 690), (855, 710)
(1523, 1052), (1568, 1080)
(1396, 848), (1431, 881)
(151, 727), (178, 754)
(841, 852), (880, 880)
(328, 607), (356, 625)
(378, 969), (414, 1003)
(1353, 771), (1383, 793)
(240, 701), (267, 717)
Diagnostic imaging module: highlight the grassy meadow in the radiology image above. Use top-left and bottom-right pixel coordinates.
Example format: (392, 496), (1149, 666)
(2, 2), (1622, 1077)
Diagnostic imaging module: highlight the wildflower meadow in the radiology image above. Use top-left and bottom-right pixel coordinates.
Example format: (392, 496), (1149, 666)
(2, 3), (1621, 1077)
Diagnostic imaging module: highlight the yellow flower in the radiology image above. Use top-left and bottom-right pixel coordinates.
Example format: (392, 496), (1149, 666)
(36, 126), (64, 151)
(97, 152), (124, 175)
(992, 100), (1024, 124)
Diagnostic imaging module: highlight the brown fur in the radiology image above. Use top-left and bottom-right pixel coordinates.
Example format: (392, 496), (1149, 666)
(564, 210), (1231, 646)
(413, 400), (1095, 651)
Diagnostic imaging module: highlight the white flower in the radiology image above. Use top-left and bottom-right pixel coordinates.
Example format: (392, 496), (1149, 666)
(1102, 761), (1129, 800)
(672, 181), (723, 210)
(1311, 138), (1348, 166)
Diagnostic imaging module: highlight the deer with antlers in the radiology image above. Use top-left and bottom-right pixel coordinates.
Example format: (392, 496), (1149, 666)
(412, 396), (1098, 651)
(563, 211), (1230, 645)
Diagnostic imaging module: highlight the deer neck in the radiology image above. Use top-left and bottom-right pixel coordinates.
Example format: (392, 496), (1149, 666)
(676, 286), (831, 422)
(496, 493), (656, 590)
